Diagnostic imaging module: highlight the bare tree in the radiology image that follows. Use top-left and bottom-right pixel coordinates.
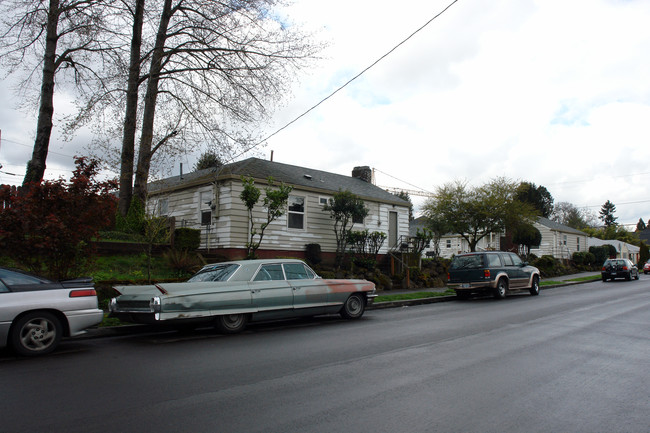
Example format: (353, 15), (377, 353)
(128, 0), (319, 204)
(0, 0), (118, 187)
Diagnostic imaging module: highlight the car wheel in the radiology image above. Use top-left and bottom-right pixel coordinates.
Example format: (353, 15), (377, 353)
(635, 271), (640, 280)
(626, 272), (632, 281)
(214, 314), (248, 334)
(11, 311), (62, 356)
(493, 279), (507, 299)
(340, 293), (366, 319)
(601, 276), (607, 282)
(529, 276), (540, 296)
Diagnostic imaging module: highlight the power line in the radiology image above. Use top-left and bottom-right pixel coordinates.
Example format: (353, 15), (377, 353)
(231, 0), (462, 161)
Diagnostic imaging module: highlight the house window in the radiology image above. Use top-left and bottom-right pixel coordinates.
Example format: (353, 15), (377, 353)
(288, 195), (304, 229)
(563, 235), (567, 245)
(446, 239), (452, 249)
(577, 238), (580, 251)
(200, 191), (212, 226)
(319, 197), (329, 206)
(353, 213), (364, 225)
(157, 198), (168, 217)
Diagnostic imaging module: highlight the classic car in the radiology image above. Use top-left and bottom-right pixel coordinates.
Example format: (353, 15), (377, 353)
(447, 251), (541, 299)
(0, 267), (104, 356)
(109, 259), (377, 333)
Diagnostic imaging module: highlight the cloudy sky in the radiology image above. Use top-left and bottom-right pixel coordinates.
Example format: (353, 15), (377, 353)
(1, 0), (649, 227)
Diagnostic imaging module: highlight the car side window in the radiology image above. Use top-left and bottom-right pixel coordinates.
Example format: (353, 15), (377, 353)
(486, 254), (501, 267)
(283, 263), (312, 280)
(510, 254), (523, 266)
(253, 264), (285, 281)
(501, 253), (514, 266)
(0, 280), (8, 292)
(0, 268), (48, 285)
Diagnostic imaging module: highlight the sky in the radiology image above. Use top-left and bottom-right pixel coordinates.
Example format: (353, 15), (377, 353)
(1, 0), (649, 228)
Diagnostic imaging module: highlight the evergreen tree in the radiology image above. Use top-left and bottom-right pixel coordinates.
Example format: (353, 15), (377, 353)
(637, 218), (646, 232)
(598, 200), (617, 227)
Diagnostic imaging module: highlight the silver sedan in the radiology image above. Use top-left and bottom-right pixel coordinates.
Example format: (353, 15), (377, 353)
(0, 267), (104, 356)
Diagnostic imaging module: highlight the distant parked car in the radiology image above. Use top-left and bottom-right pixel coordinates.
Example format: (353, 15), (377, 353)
(447, 251), (541, 299)
(109, 259), (377, 333)
(0, 267), (104, 356)
(643, 259), (650, 275)
(601, 259), (639, 282)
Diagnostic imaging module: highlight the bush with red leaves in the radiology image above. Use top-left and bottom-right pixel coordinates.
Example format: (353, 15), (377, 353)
(0, 157), (117, 279)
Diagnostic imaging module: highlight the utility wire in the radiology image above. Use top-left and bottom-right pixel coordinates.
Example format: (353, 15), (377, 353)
(231, 0), (462, 161)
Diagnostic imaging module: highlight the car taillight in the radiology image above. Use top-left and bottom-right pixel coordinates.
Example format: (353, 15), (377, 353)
(69, 289), (97, 297)
(622, 266), (628, 270)
(484, 269), (490, 278)
(601, 266), (606, 271)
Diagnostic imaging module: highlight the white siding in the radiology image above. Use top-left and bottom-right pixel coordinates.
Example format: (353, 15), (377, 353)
(149, 179), (410, 253)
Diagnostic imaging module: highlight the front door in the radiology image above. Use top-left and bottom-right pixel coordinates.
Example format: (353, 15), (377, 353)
(389, 211), (398, 248)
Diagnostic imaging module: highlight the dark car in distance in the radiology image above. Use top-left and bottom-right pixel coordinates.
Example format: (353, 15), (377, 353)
(447, 251), (541, 299)
(601, 258), (639, 282)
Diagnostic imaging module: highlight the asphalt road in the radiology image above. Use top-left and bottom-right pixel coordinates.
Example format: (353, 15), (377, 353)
(2, 278), (649, 433)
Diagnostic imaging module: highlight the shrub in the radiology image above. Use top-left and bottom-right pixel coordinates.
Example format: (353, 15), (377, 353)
(305, 243), (322, 265)
(0, 157), (117, 279)
(174, 228), (201, 250)
(116, 196), (146, 235)
(589, 245), (615, 265)
(163, 248), (203, 275)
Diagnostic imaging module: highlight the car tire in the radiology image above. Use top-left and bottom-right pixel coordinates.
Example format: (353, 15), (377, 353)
(626, 272), (632, 281)
(493, 279), (507, 299)
(635, 272), (640, 280)
(529, 276), (540, 296)
(11, 311), (62, 356)
(214, 314), (248, 334)
(602, 276), (607, 282)
(340, 293), (366, 319)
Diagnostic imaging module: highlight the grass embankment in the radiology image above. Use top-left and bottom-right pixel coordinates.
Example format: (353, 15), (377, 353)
(540, 274), (601, 286)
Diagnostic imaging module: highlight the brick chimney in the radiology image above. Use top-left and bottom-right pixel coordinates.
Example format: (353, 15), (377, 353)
(352, 166), (372, 183)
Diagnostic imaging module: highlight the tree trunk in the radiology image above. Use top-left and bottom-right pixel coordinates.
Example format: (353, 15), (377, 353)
(118, 0), (146, 216)
(22, 0), (60, 187)
(133, 0), (173, 203)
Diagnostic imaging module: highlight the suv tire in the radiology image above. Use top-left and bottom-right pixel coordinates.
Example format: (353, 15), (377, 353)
(493, 278), (507, 299)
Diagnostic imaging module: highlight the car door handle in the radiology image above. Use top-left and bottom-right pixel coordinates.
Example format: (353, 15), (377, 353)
(293, 287), (301, 291)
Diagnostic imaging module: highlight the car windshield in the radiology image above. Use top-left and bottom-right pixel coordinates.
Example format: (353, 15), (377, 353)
(450, 255), (483, 270)
(188, 264), (239, 282)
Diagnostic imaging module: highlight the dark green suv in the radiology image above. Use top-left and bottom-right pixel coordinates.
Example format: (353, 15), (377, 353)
(447, 251), (541, 299)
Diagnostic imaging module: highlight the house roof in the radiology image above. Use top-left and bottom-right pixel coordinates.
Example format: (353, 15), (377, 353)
(535, 217), (587, 236)
(149, 157), (409, 206)
(588, 237), (640, 253)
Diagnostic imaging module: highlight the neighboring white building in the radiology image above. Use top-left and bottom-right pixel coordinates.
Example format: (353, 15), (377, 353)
(409, 216), (502, 259)
(410, 216), (592, 261)
(146, 157), (411, 261)
(588, 237), (640, 263)
(530, 217), (589, 260)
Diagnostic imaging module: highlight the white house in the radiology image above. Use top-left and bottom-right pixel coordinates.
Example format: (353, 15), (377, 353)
(410, 216), (590, 261)
(530, 217), (589, 260)
(146, 157), (411, 262)
(587, 237), (640, 263)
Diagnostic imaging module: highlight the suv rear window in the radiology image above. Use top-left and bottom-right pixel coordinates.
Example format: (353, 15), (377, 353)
(450, 254), (483, 269)
(486, 254), (501, 267)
